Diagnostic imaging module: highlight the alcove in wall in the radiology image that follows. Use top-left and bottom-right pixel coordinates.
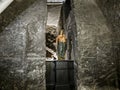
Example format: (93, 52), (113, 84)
(46, 0), (77, 90)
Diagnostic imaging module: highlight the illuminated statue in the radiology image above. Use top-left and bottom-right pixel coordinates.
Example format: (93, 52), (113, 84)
(56, 30), (67, 60)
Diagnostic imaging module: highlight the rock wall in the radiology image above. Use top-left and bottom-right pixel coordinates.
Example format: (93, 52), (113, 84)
(62, 2), (78, 89)
(0, 0), (36, 32)
(96, 0), (120, 88)
(66, 10), (78, 90)
(61, 1), (77, 61)
(66, 10), (77, 61)
(73, 0), (116, 89)
(0, 0), (47, 90)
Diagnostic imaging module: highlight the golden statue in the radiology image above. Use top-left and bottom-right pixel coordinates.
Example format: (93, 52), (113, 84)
(56, 30), (67, 60)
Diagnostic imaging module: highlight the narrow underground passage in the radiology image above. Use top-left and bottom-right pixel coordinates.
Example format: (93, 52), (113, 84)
(0, 0), (119, 90)
(46, 0), (77, 90)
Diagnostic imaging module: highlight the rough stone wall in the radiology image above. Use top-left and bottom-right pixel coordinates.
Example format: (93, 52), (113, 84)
(61, 1), (77, 61)
(65, 10), (78, 90)
(47, 5), (61, 27)
(96, 0), (120, 88)
(66, 10), (77, 60)
(0, 0), (47, 90)
(0, 0), (36, 32)
(73, 0), (116, 89)
(96, 0), (120, 45)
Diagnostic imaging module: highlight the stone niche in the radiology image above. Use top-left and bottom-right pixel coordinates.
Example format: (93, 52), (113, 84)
(0, 0), (47, 90)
